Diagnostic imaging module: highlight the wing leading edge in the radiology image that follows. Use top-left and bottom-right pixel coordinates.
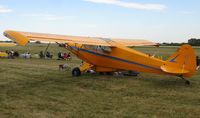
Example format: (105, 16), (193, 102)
(4, 30), (156, 47)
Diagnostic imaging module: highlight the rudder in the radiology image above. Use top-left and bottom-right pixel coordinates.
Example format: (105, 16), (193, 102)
(161, 44), (197, 77)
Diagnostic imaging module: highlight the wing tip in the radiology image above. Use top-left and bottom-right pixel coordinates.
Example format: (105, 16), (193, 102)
(4, 30), (29, 46)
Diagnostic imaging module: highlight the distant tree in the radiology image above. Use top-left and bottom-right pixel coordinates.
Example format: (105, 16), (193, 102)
(35, 41), (41, 44)
(188, 38), (200, 46)
(161, 42), (186, 46)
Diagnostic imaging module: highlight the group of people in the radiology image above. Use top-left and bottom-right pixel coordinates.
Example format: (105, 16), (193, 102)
(3, 50), (72, 60)
(6, 50), (32, 59)
(39, 51), (71, 60)
(39, 51), (53, 59)
(20, 52), (31, 58)
(6, 50), (19, 59)
(58, 52), (71, 60)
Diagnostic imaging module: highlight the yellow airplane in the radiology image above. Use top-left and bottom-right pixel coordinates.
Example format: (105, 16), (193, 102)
(3, 30), (198, 84)
(0, 42), (16, 57)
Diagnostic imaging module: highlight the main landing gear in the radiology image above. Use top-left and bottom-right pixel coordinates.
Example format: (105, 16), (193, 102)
(72, 67), (81, 77)
(72, 62), (94, 77)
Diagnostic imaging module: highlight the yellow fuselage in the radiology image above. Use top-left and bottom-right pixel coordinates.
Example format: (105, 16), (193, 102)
(67, 42), (166, 75)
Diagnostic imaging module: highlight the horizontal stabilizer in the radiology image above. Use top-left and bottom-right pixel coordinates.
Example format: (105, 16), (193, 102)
(161, 65), (189, 74)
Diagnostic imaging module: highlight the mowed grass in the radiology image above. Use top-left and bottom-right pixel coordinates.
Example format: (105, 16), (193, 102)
(0, 44), (200, 118)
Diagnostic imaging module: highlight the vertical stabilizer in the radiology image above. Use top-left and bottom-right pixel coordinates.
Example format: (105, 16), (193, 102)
(161, 45), (197, 77)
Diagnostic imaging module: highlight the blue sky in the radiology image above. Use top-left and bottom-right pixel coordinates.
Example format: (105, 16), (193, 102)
(0, 0), (200, 43)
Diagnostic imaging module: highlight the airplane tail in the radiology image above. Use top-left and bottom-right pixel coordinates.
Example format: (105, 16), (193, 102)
(161, 44), (197, 77)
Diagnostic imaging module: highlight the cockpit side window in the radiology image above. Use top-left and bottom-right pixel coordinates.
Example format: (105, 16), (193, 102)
(83, 45), (112, 53)
(100, 46), (112, 53)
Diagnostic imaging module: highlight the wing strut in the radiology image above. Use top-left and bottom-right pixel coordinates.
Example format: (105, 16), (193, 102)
(44, 42), (51, 58)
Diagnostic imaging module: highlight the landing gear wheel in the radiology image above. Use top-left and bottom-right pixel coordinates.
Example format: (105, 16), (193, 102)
(99, 72), (104, 75)
(179, 75), (191, 85)
(106, 72), (113, 75)
(185, 80), (190, 85)
(72, 67), (81, 77)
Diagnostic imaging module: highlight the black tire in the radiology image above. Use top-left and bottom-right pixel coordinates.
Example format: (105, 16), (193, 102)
(106, 72), (113, 75)
(72, 67), (81, 77)
(123, 71), (139, 76)
(99, 72), (104, 75)
(185, 80), (190, 85)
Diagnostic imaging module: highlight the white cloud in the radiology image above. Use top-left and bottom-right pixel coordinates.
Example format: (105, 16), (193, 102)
(84, 0), (167, 11)
(0, 6), (13, 13)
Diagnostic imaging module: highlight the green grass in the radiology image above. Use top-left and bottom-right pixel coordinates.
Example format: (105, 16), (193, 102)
(0, 44), (200, 118)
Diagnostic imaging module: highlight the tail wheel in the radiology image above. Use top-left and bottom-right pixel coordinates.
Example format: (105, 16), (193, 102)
(185, 80), (190, 85)
(72, 67), (81, 77)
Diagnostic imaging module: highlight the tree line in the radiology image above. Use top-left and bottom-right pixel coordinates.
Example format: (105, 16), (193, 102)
(162, 38), (200, 46)
(188, 38), (200, 46)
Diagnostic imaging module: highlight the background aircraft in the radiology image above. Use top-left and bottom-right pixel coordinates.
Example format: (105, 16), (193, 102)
(0, 42), (16, 57)
(3, 30), (198, 85)
(0, 43), (16, 47)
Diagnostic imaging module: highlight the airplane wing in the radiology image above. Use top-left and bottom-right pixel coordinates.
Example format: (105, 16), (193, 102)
(3, 30), (156, 47)
(112, 39), (157, 46)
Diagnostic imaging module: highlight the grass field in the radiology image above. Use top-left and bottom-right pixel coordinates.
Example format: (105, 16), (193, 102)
(0, 44), (200, 118)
